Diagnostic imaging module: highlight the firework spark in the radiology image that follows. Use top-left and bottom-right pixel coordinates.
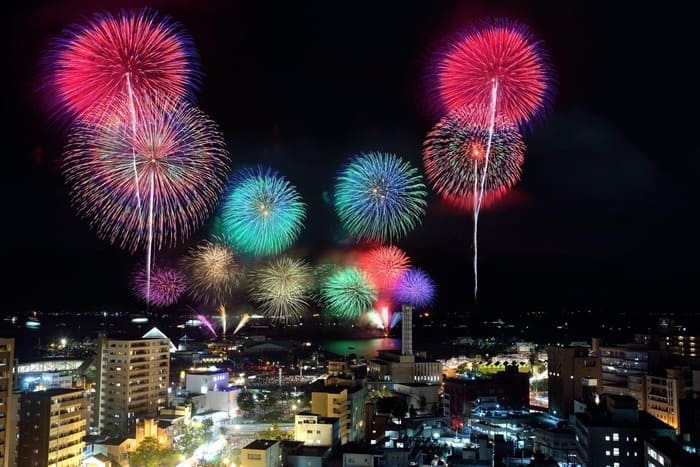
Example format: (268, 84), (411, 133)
(334, 152), (427, 243)
(221, 166), (306, 256)
(392, 268), (436, 309)
(359, 245), (411, 292)
(249, 256), (311, 325)
(433, 18), (554, 127)
(181, 240), (242, 305)
(44, 8), (200, 124)
(130, 263), (187, 307)
(423, 106), (525, 205)
(320, 267), (377, 320)
(63, 100), (230, 253)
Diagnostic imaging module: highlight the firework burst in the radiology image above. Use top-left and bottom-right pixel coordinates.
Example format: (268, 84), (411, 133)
(320, 267), (377, 320)
(334, 152), (427, 243)
(44, 8), (200, 123)
(62, 99), (230, 253)
(130, 263), (187, 307)
(423, 106), (525, 206)
(181, 240), (242, 305)
(393, 268), (436, 308)
(359, 245), (411, 292)
(221, 166), (306, 256)
(433, 18), (554, 127)
(249, 256), (311, 325)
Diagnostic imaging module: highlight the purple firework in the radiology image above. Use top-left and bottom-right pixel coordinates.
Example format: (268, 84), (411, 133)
(393, 268), (436, 308)
(131, 264), (187, 307)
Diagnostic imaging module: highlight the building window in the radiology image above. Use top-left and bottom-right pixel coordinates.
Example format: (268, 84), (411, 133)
(247, 453), (262, 460)
(605, 450), (611, 456)
(613, 448), (619, 456)
(613, 433), (619, 441)
(605, 435), (610, 441)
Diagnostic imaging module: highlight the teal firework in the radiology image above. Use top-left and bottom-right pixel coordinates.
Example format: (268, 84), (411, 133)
(334, 152), (427, 243)
(320, 267), (377, 320)
(221, 166), (306, 256)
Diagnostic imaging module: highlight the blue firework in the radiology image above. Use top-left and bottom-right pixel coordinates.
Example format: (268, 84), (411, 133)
(392, 268), (436, 308)
(334, 152), (427, 243)
(221, 166), (306, 256)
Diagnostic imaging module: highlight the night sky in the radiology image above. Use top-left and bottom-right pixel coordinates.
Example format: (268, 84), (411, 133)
(2, 1), (695, 318)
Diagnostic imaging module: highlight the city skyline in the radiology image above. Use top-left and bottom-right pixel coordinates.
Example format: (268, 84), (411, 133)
(2, 1), (694, 317)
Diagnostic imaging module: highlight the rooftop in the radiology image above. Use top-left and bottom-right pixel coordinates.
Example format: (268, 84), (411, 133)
(244, 439), (279, 450)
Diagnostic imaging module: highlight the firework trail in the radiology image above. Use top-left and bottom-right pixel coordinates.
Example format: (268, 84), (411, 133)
(433, 18), (554, 298)
(334, 152), (427, 243)
(249, 256), (311, 325)
(197, 314), (217, 338)
(392, 268), (436, 309)
(218, 304), (228, 338)
(221, 166), (306, 256)
(423, 106), (525, 296)
(389, 311), (402, 330)
(63, 100), (230, 301)
(181, 240), (242, 306)
(233, 313), (251, 335)
(130, 263), (187, 308)
(320, 267), (377, 321)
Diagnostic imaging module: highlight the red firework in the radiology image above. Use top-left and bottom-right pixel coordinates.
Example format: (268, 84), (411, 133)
(45, 8), (199, 123)
(435, 18), (554, 126)
(422, 106), (526, 210)
(358, 245), (411, 292)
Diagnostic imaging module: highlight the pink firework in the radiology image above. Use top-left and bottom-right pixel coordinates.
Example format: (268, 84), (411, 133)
(131, 263), (187, 307)
(358, 245), (411, 292)
(45, 8), (199, 123)
(434, 18), (554, 127)
(63, 99), (230, 253)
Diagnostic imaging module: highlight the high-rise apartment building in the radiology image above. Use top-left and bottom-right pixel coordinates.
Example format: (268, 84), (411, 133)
(93, 330), (170, 437)
(17, 388), (87, 467)
(0, 338), (15, 467)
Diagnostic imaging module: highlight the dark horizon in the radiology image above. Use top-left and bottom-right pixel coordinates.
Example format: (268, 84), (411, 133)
(2, 1), (695, 318)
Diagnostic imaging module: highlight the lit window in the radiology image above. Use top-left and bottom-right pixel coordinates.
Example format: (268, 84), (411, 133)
(613, 433), (619, 441)
(606, 450), (611, 456)
(613, 448), (619, 456)
(605, 436), (610, 441)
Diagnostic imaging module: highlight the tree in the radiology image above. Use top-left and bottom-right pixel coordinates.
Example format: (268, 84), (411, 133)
(176, 426), (205, 457)
(256, 422), (292, 440)
(237, 390), (255, 416)
(129, 437), (180, 467)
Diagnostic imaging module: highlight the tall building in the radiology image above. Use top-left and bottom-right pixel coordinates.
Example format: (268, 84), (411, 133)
(599, 343), (666, 410)
(547, 346), (601, 418)
(659, 335), (699, 358)
(93, 329), (170, 437)
(645, 368), (692, 434)
(17, 388), (87, 467)
(366, 307), (442, 385)
(572, 394), (676, 467)
(311, 385), (367, 445)
(0, 338), (15, 467)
